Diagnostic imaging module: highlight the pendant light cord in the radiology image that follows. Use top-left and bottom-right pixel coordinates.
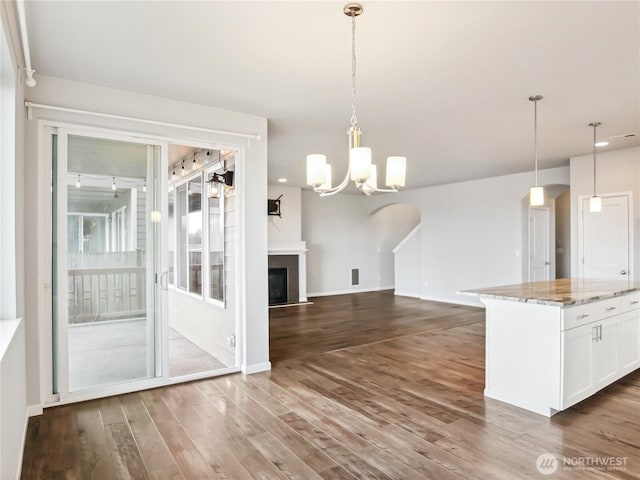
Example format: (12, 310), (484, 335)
(533, 98), (538, 186)
(350, 12), (358, 128)
(592, 123), (597, 196)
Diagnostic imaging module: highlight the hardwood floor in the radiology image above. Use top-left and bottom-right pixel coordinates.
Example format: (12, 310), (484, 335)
(269, 290), (483, 362)
(22, 292), (640, 479)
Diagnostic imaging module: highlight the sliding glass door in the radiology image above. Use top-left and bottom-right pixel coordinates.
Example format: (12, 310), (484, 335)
(52, 129), (165, 399)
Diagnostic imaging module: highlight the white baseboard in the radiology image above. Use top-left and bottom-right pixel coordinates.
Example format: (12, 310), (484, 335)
(420, 294), (484, 308)
(242, 362), (271, 375)
(27, 404), (43, 417)
(308, 285), (394, 297)
(393, 291), (421, 299)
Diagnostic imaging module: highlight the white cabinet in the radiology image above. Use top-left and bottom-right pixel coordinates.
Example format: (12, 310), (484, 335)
(562, 322), (595, 408)
(562, 314), (620, 409)
(619, 310), (640, 373)
(594, 316), (619, 388)
(483, 291), (640, 416)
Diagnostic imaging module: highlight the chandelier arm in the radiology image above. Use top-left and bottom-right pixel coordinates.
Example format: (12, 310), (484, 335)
(318, 165), (352, 196)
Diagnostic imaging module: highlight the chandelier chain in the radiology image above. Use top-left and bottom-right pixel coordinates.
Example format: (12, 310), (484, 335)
(350, 11), (358, 128)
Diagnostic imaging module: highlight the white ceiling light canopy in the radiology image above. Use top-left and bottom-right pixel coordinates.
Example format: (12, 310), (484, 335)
(306, 3), (406, 197)
(589, 121), (602, 213)
(528, 95), (544, 207)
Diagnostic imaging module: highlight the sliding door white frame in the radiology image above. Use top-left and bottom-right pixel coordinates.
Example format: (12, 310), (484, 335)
(37, 120), (244, 407)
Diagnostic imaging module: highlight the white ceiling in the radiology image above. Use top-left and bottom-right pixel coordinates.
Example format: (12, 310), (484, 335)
(25, 1), (640, 190)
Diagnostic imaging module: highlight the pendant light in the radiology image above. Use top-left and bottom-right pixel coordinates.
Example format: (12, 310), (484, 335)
(589, 122), (602, 213)
(529, 95), (544, 206)
(306, 3), (406, 196)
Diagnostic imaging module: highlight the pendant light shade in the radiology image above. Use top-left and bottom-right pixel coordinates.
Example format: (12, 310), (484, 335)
(530, 186), (544, 207)
(589, 122), (602, 213)
(528, 95), (544, 206)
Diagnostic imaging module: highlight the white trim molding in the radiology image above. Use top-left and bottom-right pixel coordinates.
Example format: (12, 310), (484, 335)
(308, 285), (395, 297)
(242, 362), (272, 375)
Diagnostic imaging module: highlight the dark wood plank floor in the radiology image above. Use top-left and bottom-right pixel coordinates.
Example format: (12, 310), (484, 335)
(21, 292), (640, 479)
(269, 290), (482, 362)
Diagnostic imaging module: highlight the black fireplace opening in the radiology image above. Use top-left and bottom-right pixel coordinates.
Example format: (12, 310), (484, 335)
(268, 268), (288, 305)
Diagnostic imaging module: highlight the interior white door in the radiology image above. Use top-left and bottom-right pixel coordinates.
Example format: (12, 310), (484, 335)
(581, 195), (630, 280)
(529, 207), (550, 282)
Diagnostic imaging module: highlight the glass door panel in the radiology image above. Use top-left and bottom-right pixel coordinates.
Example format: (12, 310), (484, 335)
(56, 133), (160, 393)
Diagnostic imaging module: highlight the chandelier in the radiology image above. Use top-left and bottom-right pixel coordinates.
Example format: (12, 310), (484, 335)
(306, 3), (406, 196)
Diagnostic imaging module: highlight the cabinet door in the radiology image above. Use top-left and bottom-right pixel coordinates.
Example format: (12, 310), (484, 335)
(593, 316), (619, 389)
(618, 310), (640, 374)
(562, 322), (596, 408)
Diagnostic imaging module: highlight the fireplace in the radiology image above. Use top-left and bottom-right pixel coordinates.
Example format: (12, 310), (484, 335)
(268, 268), (288, 305)
(268, 241), (307, 306)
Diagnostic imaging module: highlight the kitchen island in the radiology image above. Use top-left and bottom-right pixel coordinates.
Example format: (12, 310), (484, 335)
(461, 278), (640, 416)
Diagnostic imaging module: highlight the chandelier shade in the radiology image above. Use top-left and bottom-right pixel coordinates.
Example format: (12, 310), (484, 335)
(350, 147), (372, 182)
(306, 3), (406, 197)
(306, 154), (327, 188)
(386, 156), (407, 188)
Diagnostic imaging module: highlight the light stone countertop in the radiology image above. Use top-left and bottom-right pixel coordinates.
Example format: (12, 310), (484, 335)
(459, 278), (640, 306)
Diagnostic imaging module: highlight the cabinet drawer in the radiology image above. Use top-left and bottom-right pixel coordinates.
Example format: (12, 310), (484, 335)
(562, 297), (621, 331)
(617, 292), (640, 313)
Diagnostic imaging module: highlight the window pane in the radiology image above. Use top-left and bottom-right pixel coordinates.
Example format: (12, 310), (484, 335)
(177, 184), (188, 290)
(188, 177), (202, 295)
(168, 189), (175, 285)
(208, 194), (224, 302)
(83, 215), (107, 253)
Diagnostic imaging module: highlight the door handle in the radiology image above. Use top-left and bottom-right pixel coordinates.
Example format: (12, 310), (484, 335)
(620, 269), (627, 275)
(592, 326), (598, 342)
(544, 261), (550, 266)
(605, 306), (617, 312)
(598, 325), (603, 341)
(159, 271), (169, 291)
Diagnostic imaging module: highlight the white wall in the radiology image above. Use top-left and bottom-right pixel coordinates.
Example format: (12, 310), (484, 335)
(302, 192), (420, 295)
(0, 2), (28, 478)
(303, 166), (570, 304)
(24, 75), (270, 407)
(267, 184), (302, 244)
(379, 167), (569, 305)
(393, 224), (421, 297)
(0, 319), (27, 480)
(569, 146), (640, 279)
(169, 194), (236, 368)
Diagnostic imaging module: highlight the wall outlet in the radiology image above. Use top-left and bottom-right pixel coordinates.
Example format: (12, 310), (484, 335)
(227, 334), (236, 347)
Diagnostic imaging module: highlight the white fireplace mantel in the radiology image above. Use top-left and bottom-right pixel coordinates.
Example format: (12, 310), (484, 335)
(268, 241), (308, 303)
(268, 240), (307, 255)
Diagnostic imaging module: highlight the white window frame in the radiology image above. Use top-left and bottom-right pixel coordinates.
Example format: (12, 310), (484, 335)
(168, 159), (229, 309)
